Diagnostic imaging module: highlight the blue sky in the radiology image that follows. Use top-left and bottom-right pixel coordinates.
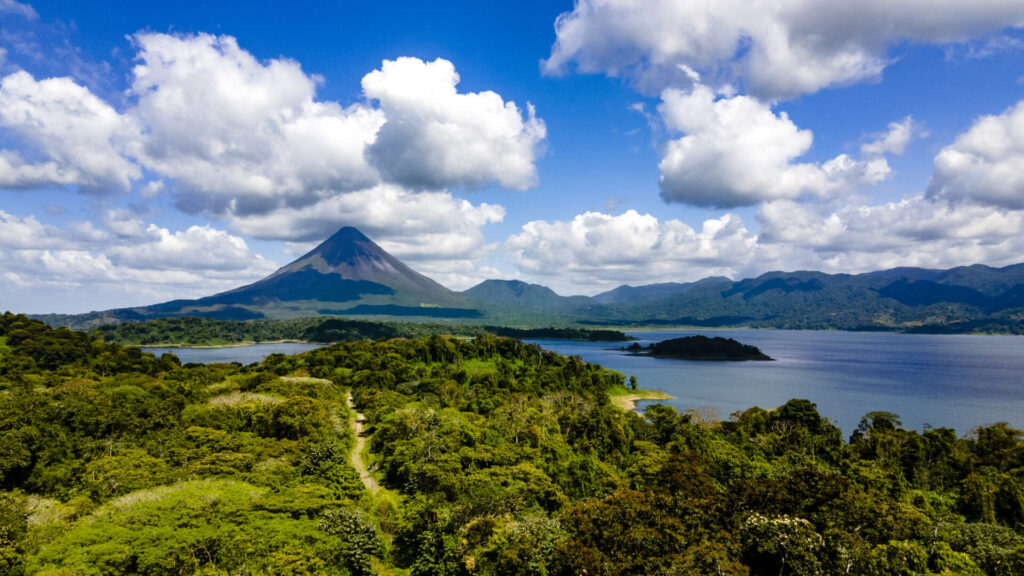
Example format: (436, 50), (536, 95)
(2, 0), (1024, 313)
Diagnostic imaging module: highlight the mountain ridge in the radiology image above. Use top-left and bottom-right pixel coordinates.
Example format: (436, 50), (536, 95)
(462, 264), (1024, 333)
(27, 225), (1024, 334)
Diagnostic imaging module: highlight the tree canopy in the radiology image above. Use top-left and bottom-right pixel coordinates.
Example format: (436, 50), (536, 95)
(0, 312), (1021, 575)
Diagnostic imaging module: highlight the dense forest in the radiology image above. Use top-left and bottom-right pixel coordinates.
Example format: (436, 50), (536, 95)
(85, 316), (630, 346)
(1, 312), (1023, 575)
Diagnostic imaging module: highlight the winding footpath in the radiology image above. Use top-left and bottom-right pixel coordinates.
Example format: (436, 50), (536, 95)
(345, 392), (379, 494)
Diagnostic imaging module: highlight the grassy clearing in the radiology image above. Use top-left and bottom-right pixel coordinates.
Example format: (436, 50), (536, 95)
(607, 385), (674, 412)
(208, 391), (283, 407)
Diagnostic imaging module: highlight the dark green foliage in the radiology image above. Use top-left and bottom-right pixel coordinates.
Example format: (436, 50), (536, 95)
(584, 266), (1024, 333)
(463, 279), (596, 316)
(0, 313), (1022, 575)
(321, 304), (482, 318)
(318, 506), (381, 575)
(84, 315), (631, 346)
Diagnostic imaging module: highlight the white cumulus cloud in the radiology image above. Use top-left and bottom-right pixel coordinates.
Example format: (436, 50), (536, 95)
(544, 0), (1024, 100)
(129, 32), (385, 216)
(126, 36), (547, 218)
(757, 196), (1024, 272)
(506, 209), (757, 294)
(363, 57), (546, 191)
(104, 209), (146, 238)
(0, 210), (64, 249)
(862, 116), (918, 156)
(106, 224), (277, 272)
(929, 100), (1024, 209)
(0, 71), (141, 192)
(657, 85), (889, 207)
(0, 217), (280, 313)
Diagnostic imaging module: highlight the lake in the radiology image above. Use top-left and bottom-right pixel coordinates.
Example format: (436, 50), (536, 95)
(141, 331), (1024, 437)
(526, 330), (1024, 437)
(144, 342), (324, 365)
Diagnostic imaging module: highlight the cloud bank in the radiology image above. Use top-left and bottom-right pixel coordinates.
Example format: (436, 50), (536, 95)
(545, 0), (1024, 99)
(1, 33), (544, 225)
(0, 211), (278, 312)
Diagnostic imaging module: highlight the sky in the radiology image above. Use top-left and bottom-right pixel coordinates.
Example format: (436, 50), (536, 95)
(2, 0), (1024, 313)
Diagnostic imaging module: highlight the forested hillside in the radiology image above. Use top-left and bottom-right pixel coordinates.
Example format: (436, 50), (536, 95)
(1, 312), (1022, 575)
(84, 316), (629, 346)
(466, 265), (1024, 333)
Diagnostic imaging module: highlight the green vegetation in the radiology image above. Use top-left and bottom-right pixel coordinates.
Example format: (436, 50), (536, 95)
(1, 312), (1023, 575)
(626, 335), (773, 360)
(86, 316), (631, 346)
(473, 268), (1024, 334)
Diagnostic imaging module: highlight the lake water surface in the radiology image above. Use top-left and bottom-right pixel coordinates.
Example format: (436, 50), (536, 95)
(526, 330), (1024, 437)
(144, 342), (324, 365)
(142, 331), (1024, 437)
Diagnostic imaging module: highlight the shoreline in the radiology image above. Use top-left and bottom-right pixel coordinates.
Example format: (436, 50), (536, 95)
(610, 389), (675, 412)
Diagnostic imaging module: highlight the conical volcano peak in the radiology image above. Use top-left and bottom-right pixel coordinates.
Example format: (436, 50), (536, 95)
(266, 225), (454, 300)
(327, 226), (371, 243)
(121, 225), (479, 319)
(303, 226), (383, 268)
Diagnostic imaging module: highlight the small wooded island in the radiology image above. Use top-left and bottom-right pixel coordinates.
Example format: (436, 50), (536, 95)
(625, 335), (773, 360)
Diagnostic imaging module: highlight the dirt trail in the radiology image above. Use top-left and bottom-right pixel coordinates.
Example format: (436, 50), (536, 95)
(346, 392), (379, 494)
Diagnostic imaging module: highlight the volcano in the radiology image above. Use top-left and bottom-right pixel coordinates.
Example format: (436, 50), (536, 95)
(212, 226), (464, 308)
(71, 227), (482, 324)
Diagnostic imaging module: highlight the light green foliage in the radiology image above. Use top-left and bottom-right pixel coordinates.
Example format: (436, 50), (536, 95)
(27, 479), (345, 576)
(79, 448), (170, 500)
(930, 542), (987, 575)
(860, 540), (929, 576)
(477, 515), (566, 576)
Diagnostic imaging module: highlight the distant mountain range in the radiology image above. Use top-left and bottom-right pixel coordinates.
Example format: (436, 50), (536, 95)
(466, 267), (1024, 332)
(34, 226), (1024, 334)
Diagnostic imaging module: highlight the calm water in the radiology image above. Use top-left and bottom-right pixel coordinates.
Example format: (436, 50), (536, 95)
(526, 330), (1024, 436)
(140, 331), (1024, 436)
(143, 342), (324, 365)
